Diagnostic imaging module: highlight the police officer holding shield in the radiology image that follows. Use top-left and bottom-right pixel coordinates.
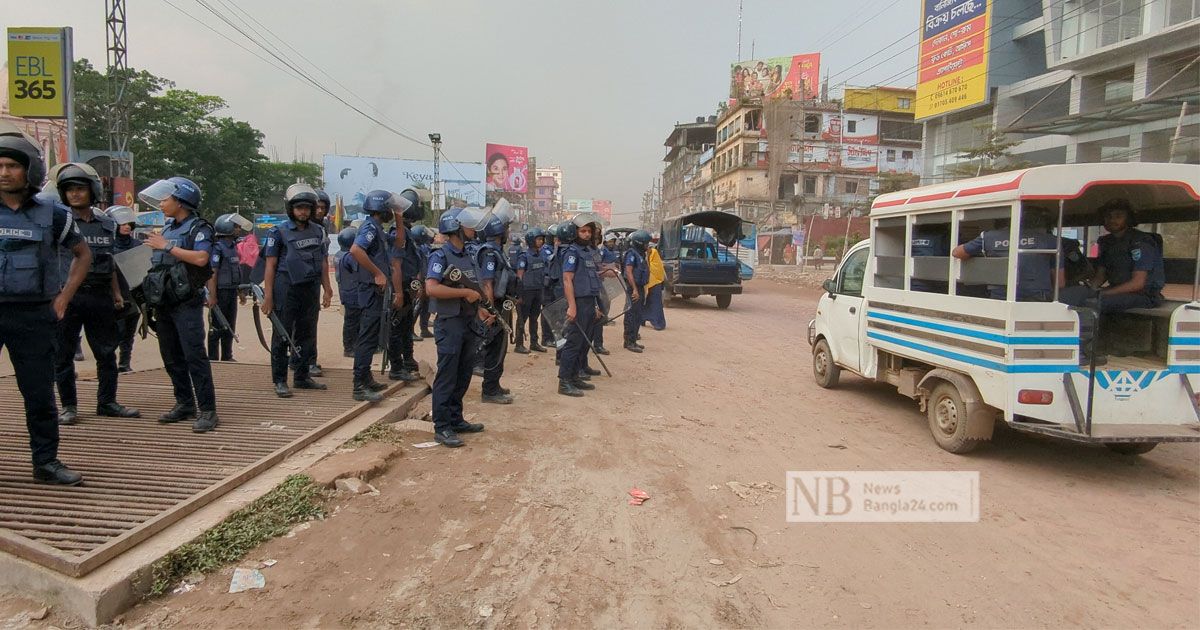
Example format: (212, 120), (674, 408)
(262, 184), (332, 397)
(52, 163), (141, 424)
(348, 190), (402, 402)
(139, 177), (221, 433)
(385, 188), (429, 383)
(476, 207), (517, 404)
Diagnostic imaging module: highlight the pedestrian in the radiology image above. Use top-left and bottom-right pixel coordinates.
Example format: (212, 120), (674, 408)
(347, 190), (399, 402)
(514, 227), (547, 354)
(813, 246), (824, 270)
(51, 162), (141, 424)
(205, 213), (247, 361)
(557, 214), (604, 397)
(335, 227), (361, 358)
(137, 176), (220, 433)
(425, 206), (491, 446)
(385, 187), (429, 383)
(109, 205), (143, 372)
(410, 224), (433, 340)
(643, 240), (667, 330)
(623, 230), (652, 353)
(262, 184), (332, 398)
(0, 131), (92, 484)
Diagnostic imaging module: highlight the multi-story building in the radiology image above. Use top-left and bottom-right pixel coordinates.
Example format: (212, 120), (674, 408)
(533, 175), (558, 222)
(661, 116), (717, 220)
(534, 166), (564, 208)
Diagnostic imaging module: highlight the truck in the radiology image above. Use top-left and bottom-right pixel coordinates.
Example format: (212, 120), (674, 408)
(808, 163), (1200, 455)
(658, 210), (744, 309)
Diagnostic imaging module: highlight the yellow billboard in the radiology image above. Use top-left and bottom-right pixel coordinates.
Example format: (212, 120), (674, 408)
(914, 0), (991, 120)
(7, 27), (70, 119)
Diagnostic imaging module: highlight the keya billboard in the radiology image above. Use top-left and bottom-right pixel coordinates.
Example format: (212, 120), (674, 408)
(731, 53), (820, 101)
(915, 0), (992, 120)
(484, 143), (529, 194)
(322, 154), (485, 215)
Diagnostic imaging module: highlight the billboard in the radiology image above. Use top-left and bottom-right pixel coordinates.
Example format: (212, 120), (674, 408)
(915, 0), (992, 120)
(323, 154), (485, 216)
(731, 53), (820, 101)
(818, 113), (879, 145)
(484, 143), (529, 193)
(7, 27), (71, 118)
(592, 199), (612, 224)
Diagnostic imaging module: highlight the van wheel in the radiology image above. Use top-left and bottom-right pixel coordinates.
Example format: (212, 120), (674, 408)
(812, 339), (840, 388)
(716, 294), (732, 309)
(927, 382), (983, 454)
(1105, 442), (1158, 455)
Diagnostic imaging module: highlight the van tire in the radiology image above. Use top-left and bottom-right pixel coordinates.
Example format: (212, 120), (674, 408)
(1105, 442), (1158, 455)
(716, 294), (732, 309)
(812, 339), (840, 388)
(927, 382), (983, 454)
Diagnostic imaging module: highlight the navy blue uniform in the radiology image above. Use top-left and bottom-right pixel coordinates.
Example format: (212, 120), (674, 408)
(428, 243), (481, 433)
(910, 229), (949, 293)
(592, 245), (620, 351)
(264, 220), (326, 384)
(55, 209), (123, 411)
(476, 241), (511, 396)
(387, 225), (422, 374)
(335, 249), (362, 356)
(1060, 227), (1165, 313)
(207, 237), (243, 361)
(516, 248), (546, 347)
(113, 231), (143, 369)
(415, 243), (432, 334)
(1, 196), (80, 466)
(542, 243), (565, 343)
(623, 248), (649, 344)
(961, 228), (1060, 301)
(351, 216), (390, 385)
(558, 243), (602, 381)
(153, 213), (217, 411)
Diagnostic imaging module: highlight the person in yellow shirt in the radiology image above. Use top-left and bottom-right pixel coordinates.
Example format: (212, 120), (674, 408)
(642, 240), (667, 330)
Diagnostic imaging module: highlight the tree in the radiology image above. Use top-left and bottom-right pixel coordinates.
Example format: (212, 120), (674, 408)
(947, 124), (1037, 179)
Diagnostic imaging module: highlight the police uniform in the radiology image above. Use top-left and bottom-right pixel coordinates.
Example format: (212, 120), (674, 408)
(416, 241), (433, 336)
(593, 244), (619, 352)
(1060, 228), (1165, 313)
(623, 247), (649, 346)
(541, 241), (558, 343)
(515, 246), (546, 348)
(264, 219), (326, 385)
(386, 224), (422, 377)
(475, 240), (513, 397)
(54, 209), (128, 416)
(335, 248), (363, 357)
(153, 213), (218, 416)
(113, 229), (142, 370)
(1, 195), (82, 470)
(909, 228), (949, 293)
(961, 228), (1059, 301)
(558, 242), (602, 383)
(427, 243), (482, 434)
(351, 215), (390, 388)
(207, 236), (243, 361)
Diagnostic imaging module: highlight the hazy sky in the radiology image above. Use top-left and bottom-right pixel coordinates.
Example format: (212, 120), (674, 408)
(9, 1), (918, 220)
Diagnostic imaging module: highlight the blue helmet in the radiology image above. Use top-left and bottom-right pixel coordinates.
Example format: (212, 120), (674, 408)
(629, 229), (652, 251)
(556, 221), (576, 243)
(410, 224), (432, 245)
(167, 176), (201, 209)
(337, 227), (358, 250)
(361, 189), (398, 216)
(437, 207), (465, 234)
(524, 227), (545, 249)
(481, 215), (507, 240)
(438, 206), (491, 235)
(397, 186), (432, 223)
(214, 213), (239, 236)
(316, 189), (331, 207)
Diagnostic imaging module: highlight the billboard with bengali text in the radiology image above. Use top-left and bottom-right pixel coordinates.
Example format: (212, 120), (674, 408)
(484, 143), (529, 194)
(322, 154), (485, 215)
(731, 53), (820, 101)
(592, 199), (612, 224)
(915, 0), (991, 120)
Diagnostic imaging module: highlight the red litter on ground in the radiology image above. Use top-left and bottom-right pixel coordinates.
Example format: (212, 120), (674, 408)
(628, 488), (650, 505)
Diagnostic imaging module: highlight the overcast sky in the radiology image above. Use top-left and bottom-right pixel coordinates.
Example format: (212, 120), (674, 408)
(9, 0), (918, 220)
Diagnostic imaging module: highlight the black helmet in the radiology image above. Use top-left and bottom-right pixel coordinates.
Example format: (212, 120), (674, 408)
(53, 162), (103, 206)
(285, 183), (319, 221)
(398, 186), (432, 223)
(214, 213), (239, 236)
(337, 227), (358, 250)
(556, 221), (577, 243)
(316, 189), (331, 207)
(629, 229), (652, 251)
(0, 131), (45, 191)
(410, 224), (432, 245)
(524, 227), (545, 249)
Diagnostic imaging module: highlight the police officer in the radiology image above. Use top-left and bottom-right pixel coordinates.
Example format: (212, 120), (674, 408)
(514, 227), (547, 354)
(109, 205), (142, 372)
(0, 132), (92, 484)
(541, 225), (559, 346)
(623, 230), (652, 353)
(314, 189), (333, 232)
(335, 227), (361, 358)
(425, 206), (491, 446)
(52, 163), (141, 424)
(557, 214), (604, 397)
(952, 207), (1063, 301)
(385, 187), (429, 382)
(590, 232), (620, 356)
(1060, 199), (1164, 313)
(475, 209), (517, 404)
(348, 190), (402, 402)
(263, 184), (332, 398)
(411, 224), (434, 339)
(910, 225), (950, 293)
(139, 177), (221, 433)
(205, 213), (246, 362)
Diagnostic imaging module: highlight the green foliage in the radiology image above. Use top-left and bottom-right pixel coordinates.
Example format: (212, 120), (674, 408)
(345, 421), (405, 447)
(148, 475), (326, 596)
(73, 59), (320, 220)
(947, 124), (1038, 179)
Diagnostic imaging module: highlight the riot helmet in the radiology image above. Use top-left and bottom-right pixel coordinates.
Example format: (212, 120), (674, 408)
(481, 215), (507, 240)
(361, 189), (412, 220)
(53, 162), (103, 207)
(1098, 198), (1137, 228)
(556, 221), (577, 243)
(524, 227), (545, 249)
(0, 130), (46, 191)
(214, 213), (239, 236)
(139, 177), (202, 211)
(285, 183), (319, 222)
(410, 224), (432, 245)
(316, 189), (331, 208)
(629, 229), (652, 252)
(397, 185), (432, 223)
(107, 205), (137, 226)
(437, 205), (491, 236)
(337, 227), (358, 250)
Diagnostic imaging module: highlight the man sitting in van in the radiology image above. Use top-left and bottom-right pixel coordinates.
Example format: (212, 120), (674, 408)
(952, 206), (1063, 301)
(1059, 199), (1164, 313)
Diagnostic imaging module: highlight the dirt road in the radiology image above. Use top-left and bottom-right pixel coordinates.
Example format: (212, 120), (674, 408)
(12, 280), (1200, 628)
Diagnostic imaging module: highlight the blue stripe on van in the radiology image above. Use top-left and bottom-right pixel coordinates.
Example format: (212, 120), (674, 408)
(1168, 336), (1200, 346)
(867, 311), (1077, 346)
(866, 331), (1078, 374)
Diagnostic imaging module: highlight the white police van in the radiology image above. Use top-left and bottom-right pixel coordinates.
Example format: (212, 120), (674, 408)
(808, 163), (1200, 454)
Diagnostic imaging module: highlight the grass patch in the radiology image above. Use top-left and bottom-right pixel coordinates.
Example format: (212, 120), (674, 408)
(147, 474), (327, 596)
(344, 421), (405, 447)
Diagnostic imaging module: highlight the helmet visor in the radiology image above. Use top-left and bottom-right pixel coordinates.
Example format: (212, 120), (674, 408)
(571, 212), (603, 229)
(457, 206), (493, 231)
(138, 179), (178, 210)
(390, 192), (413, 214)
(231, 214), (254, 231)
(492, 198), (515, 225)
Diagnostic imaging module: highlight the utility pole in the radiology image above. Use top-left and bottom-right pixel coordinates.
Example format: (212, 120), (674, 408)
(428, 133), (442, 211)
(105, 0), (131, 201)
(736, 0), (744, 61)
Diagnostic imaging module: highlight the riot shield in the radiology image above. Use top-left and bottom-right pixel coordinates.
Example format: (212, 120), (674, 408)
(540, 297), (570, 348)
(113, 245), (154, 290)
(598, 276), (626, 312)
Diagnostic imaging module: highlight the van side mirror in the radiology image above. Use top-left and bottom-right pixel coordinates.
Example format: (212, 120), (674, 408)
(822, 278), (836, 295)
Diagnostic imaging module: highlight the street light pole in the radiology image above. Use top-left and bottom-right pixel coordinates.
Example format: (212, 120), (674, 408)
(428, 133), (442, 212)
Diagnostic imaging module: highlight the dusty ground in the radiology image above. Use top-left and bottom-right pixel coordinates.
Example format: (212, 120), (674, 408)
(3, 279), (1199, 629)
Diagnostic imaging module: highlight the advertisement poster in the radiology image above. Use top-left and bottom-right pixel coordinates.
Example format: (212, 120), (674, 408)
(730, 53), (820, 101)
(322, 154), (485, 215)
(484, 143), (529, 193)
(915, 0), (991, 120)
(7, 27), (71, 118)
(567, 199), (594, 214)
(819, 113), (879, 144)
(592, 199), (612, 224)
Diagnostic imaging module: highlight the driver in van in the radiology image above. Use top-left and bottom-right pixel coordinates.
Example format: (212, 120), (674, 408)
(952, 206), (1063, 301)
(1059, 199), (1165, 313)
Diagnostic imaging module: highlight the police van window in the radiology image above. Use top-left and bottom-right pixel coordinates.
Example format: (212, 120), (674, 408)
(954, 205), (1015, 298)
(910, 212), (951, 294)
(872, 215), (905, 289)
(838, 247), (869, 296)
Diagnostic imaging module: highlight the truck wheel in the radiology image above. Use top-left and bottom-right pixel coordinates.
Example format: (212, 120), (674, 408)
(1105, 442), (1158, 455)
(927, 382), (984, 454)
(680, 294), (693, 300)
(812, 339), (840, 388)
(716, 294), (732, 309)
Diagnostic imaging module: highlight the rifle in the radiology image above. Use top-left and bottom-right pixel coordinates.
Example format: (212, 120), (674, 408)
(207, 297), (240, 343)
(243, 283), (300, 357)
(444, 265), (514, 338)
(379, 282), (393, 375)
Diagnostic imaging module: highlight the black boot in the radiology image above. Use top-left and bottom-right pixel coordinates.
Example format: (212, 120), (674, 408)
(624, 341), (643, 353)
(594, 345), (610, 355)
(353, 383), (383, 402)
(193, 410), (219, 433)
(435, 429), (464, 447)
(294, 378), (328, 390)
(529, 342), (547, 353)
(58, 406), (78, 425)
(309, 364), (324, 377)
(274, 382), (294, 398)
(558, 379), (584, 397)
(364, 378), (389, 392)
(159, 403), (196, 424)
(33, 460), (82, 486)
(573, 378), (596, 391)
(514, 344), (529, 354)
(97, 402), (141, 418)
(451, 420), (485, 433)
(482, 391), (514, 404)
(580, 366), (601, 377)
(420, 327), (434, 338)
(388, 369), (420, 382)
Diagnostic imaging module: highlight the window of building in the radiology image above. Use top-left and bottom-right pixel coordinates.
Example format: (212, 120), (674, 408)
(880, 119), (922, 141)
(1168, 0), (1199, 24)
(803, 176), (817, 194)
(804, 114), (821, 134)
(847, 120), (858, 133)
(886, 149), (897, 161)
(902, 150), (914, 160)
(844, 180), (859, 194)
(897, 97), (911, 109)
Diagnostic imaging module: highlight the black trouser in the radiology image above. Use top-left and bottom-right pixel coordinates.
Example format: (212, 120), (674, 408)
(156, 297), (217, 411)
(1, 302), (61, 466)
(624, 285), (645, 344)
(541, 286), (557, 342)
(117, 305), (139, 367)
(593, 295), (608, 349)
(54, 287), (120, 408)
(416, 293), (431, 332)
(207, 287), (239, 361)
(271, 280), (319, 384)
(353, 291), (383, 385)
(558, 295), (596, 381)
(387, 294), (418, 372)
(515, 288), (543, 346)
(343, 305), (362, 355)
(480, 308), (510, 395)
(432, 314), (480, 433)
